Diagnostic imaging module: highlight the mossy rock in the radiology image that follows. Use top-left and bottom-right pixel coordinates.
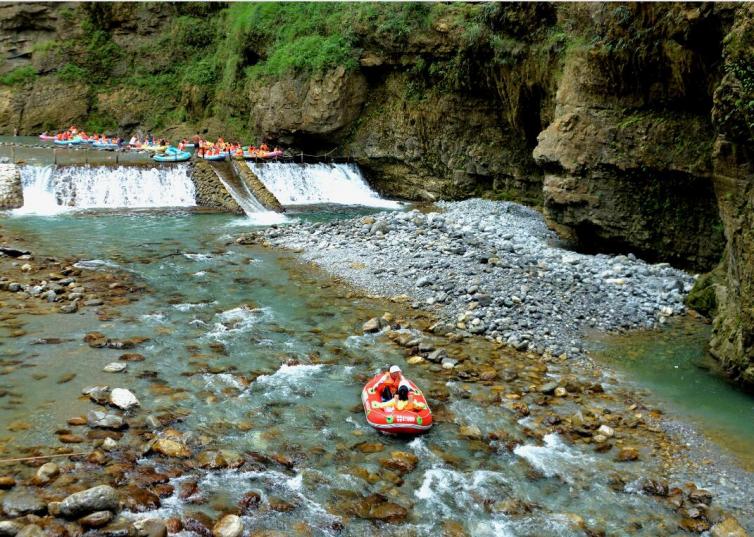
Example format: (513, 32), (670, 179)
(685, 268), (721, 318)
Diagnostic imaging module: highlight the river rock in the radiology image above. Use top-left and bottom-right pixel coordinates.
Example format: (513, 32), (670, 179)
(79, 511), (114, 528)
(459, 424), (482, 439)
(84, 385), (111, 404)
(0, 476), (16, 489)
(110, 388), (139, 410)
(616, 447), (640, 462)
(87, 410), (126, 430)
(84, 332), (109, 348)
(597, 425), (615, 437)
(367, 501), (408, 523)
(103, 362), (127, 373)
(60, 485), (119, 518)
(59, 301), (79, 314)
(380, 451), (418, 474)
(149, 438), (191, 458)
(710, 517), (749, 537)
(133, 518), (168, 537)
(362, 317), (381, 333)
(0, 521), (23, 537)
(122, 486), (160, 512)
(119, 353), (145, 362)
(426, 349), (448, 363)
(539, 381), (559, 395)
(15, 526), (43, 537)
(2, 491), (46, 517)
(32, 462), (59, 485)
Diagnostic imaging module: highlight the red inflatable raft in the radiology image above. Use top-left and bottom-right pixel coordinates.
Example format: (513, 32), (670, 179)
(361, 373), (432, 435)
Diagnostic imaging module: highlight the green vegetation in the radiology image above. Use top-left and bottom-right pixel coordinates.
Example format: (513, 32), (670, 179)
(0, 66), (37, 86)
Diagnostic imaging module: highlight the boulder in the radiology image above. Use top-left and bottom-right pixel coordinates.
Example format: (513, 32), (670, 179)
(60, 485), (119, 518)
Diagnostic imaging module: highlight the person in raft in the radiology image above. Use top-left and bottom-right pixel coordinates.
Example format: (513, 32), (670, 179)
(377, 385), (427, 412)
(376, 365), (410, 402)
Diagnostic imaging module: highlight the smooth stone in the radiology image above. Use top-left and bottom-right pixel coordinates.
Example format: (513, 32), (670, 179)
(539, 381), (558, 395)
(362, 318), (381, 333)
(597, 424), (615, 437)
(0, 521), (23, 537)
(616, 447), (640, 462)
(60, 485), (119, 518)
(15, 526), (43, 537)
(0, 476), (16, 489)
(2, 491), (47, 517)
(149, 438), (190, 458)
(110, 388), (139, 410)
(133, 518), (168, 537)
(407, 355), (424, 365)
(103, 362), (127, 373)
(459, 425), (482, 439)
(87, 410), (126, 430)
(79, 511), (114, 528)
(212, 515), (243, 537)
(33, 462), (59, 485)
(710, 517), (749, 537)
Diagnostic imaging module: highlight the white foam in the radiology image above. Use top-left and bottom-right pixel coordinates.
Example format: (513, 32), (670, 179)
(172, 301), (216, 312)
(15, 164), (195, 213)
(414, 467), (509, 517)
(74, 259), (121, 270)
(513, 433), (594, 484)
(206, 305), (267, 339)
(251, 162), (401, 208)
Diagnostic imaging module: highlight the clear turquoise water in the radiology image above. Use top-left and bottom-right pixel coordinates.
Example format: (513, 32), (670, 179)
(0, 210), (750, 535)
(588, 320), (754, 471)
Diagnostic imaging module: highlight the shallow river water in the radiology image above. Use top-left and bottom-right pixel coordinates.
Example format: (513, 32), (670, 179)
(0, 210), (752, 535)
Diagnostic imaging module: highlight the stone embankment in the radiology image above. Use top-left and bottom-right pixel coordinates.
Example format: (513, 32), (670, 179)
(245, 199), (694, 360)
(190, 160), (242, 214)
(231, 160), (284, 213)
(0, 162), (22, 209)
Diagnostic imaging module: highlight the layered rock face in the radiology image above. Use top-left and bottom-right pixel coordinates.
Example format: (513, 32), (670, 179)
(346, 72), (542, 203)
(533, 4), (728, 272)
(708, 5), (754, 387)
(249, 66), (367, 146)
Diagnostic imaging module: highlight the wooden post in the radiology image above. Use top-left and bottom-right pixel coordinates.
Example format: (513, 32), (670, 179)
(53, 148), (57, 165)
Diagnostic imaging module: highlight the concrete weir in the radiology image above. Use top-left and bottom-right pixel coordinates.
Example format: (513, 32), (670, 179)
(0, 163), (23, 209)
(231, 160), (285, 213)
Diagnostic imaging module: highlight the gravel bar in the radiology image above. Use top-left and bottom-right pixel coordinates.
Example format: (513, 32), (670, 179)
(248, 199), (695, 359)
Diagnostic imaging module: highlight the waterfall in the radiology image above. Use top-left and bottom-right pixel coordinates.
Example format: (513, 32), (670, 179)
(249, 163), (400, 208)
(209, 162), (287, 225)
(15, 165), (195, 213)
(14, 165), (64, 215)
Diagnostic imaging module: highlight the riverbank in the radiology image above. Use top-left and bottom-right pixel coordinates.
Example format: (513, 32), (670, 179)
(0, 210), (751, 536)
(246, 199), (694, 360)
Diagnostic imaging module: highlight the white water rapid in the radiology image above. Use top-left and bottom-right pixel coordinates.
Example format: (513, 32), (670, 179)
(250, 162), (400, 208)
(15, 165), (196, 214)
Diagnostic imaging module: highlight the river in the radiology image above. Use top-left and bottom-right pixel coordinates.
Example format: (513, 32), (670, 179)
(0, 169), (752, 535)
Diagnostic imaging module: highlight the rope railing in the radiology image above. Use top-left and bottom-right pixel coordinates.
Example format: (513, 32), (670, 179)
(0, 140), (354, 166)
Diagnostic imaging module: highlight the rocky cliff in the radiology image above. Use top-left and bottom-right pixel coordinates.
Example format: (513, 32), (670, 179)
(707, 4), (754, 388)
(1, 2), (754, 385)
